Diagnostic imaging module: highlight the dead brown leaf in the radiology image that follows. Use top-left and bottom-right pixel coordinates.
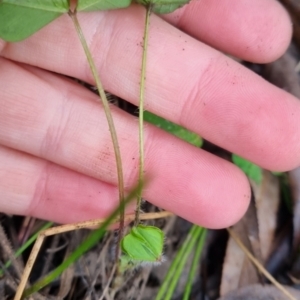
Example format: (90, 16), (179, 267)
(220, 171), (280, 296)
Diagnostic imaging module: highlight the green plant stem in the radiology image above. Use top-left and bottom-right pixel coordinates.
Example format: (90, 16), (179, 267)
(68, 10), (125, 259)
(155, 225), (203, 300)
(135, 3), (152, 226)
(165, 226), (203, 300)
(183, 228), (207, 300)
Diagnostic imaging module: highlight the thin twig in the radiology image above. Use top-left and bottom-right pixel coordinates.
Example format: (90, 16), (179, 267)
(99, 263), (117, 300)
(14, 211), (173, 300)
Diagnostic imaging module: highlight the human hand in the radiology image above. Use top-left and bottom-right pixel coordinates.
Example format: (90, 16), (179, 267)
(0, 0), (298, 228)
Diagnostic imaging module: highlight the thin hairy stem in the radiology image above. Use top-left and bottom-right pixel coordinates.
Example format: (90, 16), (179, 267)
(68, 10), (125, 260)
(135, 4), (152, 226)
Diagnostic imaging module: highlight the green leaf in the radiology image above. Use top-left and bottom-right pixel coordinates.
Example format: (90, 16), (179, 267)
(0, 0), (68, 42)
(135, 0), (191, 14)
(121, 225), (164, 262)
(144, 111), (202, 147)
(232, 154), (262, 184)
(77, 0), (131, 11)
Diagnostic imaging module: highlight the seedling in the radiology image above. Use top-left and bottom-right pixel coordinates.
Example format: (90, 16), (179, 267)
(0, 0), (191, 298)
(122, 225), (164, 263)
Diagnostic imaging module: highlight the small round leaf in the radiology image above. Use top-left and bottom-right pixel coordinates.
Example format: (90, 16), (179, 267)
(121, 225), (164, 262)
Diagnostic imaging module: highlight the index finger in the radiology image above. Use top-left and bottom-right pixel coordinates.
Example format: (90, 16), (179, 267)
(0, 2), (299, 172)
(2, 6), (300, 170)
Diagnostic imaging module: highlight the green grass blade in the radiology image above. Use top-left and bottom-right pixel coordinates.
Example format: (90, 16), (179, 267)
(183, 228), (207, 300)
(23, 181), (144, 298)
(155, 225), (203, 300)
(164, 226), (204, 300)
(0, 0), (68, 42)
(77, 0), (131, 11)
(0, 222), (53, 277)
(144, 111), (202, 147)
(232, 154), (262, 184)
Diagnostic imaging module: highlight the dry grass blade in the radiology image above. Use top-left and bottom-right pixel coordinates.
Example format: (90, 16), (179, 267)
(227, 227), (297, 300)
(14, 211), (173, 300)
(251, 171), (280, 261)
(56, 237), (77, 299)
(99, 264), (117, 300)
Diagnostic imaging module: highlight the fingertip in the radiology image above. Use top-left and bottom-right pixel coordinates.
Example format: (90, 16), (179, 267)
(194, 163), (251, 229)
(144, 134), (252, 229)
(166, 0), (292, 64)
(246, 0), (292, 63)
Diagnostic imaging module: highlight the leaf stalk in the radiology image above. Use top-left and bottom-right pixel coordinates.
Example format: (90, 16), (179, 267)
(135, 3), (152, 226)
(68, 10), (125, 260)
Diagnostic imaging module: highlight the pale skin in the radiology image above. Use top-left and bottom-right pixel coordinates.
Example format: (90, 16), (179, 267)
(0, 0), (298, 229)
